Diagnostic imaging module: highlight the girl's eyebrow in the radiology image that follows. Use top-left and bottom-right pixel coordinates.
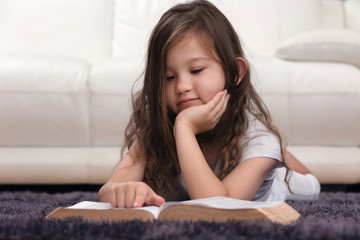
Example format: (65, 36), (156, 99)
(166, 57), (212, 71)
(189, 57), (210, 62)
(187, 57), (212, 64)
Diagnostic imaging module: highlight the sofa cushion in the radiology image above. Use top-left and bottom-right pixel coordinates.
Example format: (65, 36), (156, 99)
(112, 0), (321, 57)
(0, 54), (90, 146)
(89, 57), (144, 145)
(249, 53), (292, 139)
(251, 54), (360, 146)
(344, 0), (360, 31)
(0, 0), (113, 64)
(289, 62), (360, 146)
(90, 56), (144, 94)
(0, 54), (90, 93)
(320, 0), (345, 29)
(112, 0), (181, 58)
(277, 0), (321, 40)
(275, 29), (360, 68)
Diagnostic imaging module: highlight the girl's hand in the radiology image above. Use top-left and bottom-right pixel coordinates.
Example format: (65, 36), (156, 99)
(108, 182), (165, 208)
(175, 90), (229, 135)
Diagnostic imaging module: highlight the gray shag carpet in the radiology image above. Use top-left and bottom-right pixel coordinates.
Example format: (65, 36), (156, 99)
(0, 191), (359, 240)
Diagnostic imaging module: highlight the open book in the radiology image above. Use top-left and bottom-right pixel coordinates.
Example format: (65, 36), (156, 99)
(45, 196), (300, 224)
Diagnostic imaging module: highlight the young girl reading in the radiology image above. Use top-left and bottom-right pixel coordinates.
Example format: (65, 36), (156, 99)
(98, 0), (320, 208)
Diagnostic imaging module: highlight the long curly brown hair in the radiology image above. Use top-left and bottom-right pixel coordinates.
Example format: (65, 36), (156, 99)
(121, 0), (287, 200)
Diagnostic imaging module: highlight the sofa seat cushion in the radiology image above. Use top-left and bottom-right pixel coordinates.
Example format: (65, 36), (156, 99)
(0, 54), (90, 146)
(251, 54), (360, 146)
(89, 57), (144, 145)
(288, 62), (360, 145)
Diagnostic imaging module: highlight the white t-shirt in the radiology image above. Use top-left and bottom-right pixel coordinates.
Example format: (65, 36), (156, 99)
(178, 117), (283, 201)
(239, 117), (283, 201)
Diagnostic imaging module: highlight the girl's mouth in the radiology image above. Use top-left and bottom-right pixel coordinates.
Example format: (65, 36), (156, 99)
(177, 98), (198, 106)
(177, 98), (200, 109)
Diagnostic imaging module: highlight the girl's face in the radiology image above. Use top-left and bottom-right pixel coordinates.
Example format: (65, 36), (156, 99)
(166, 35), (226, 114)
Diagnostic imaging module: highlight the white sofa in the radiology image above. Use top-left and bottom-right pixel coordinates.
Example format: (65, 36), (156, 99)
(0, 0), (359, 185)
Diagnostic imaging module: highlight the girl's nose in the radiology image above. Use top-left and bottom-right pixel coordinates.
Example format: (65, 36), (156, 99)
(175, 75), (193, 94)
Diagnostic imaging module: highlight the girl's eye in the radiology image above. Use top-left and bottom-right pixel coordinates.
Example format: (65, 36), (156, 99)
(166, 75), (175, 81)
(191, 69), (203, 74)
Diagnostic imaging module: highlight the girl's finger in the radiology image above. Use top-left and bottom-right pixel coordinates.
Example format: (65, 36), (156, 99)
(116, 187), (126, 208)
(207, 90), (226, 110)
(214, 93), (230, 121)
(125, 187), (137, 208)
(133, 189), (147, 208)
(212, 90), (228, 115)
(145, 191), (165, 207)
(220, 93), (230, 114)
(110, 186), (117, 207)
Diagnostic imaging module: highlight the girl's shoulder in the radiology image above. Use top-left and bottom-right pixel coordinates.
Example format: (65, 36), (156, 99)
(243, 113), (273, 138)
(239, 113), (282, 163)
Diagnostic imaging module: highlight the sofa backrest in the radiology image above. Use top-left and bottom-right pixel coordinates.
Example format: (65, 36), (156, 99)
(1, 0), (358, 62)
(112, 0), (322, 58)
(0, 0), (113, 64)
(112, 0), (359, 58)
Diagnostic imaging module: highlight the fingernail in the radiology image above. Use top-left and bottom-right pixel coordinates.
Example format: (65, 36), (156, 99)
(224, 89), (228, 94)
(133, 201), (139, 208)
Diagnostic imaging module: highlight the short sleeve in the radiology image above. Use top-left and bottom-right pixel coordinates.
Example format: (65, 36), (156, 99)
(239, 118), (282, 164)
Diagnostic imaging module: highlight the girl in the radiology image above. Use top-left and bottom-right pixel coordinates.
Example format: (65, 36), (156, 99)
(98, 0), (320, 208)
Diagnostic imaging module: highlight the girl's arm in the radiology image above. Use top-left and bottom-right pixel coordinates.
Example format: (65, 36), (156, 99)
(175, 121), (277, 200)
(174, 91), (277, 200)
(221, 157), (277, 200)
(98, 142), (165, 208)
(284, 149), (311, 174)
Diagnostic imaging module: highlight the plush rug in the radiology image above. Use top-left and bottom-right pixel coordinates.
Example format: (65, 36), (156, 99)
(0, 191), (359, 240)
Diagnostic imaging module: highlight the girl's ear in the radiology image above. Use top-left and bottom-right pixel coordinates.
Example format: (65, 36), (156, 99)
(235, 57), (249, 86)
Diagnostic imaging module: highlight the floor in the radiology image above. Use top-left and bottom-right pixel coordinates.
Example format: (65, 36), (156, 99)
(321, 183), (360, 193)
(0, 184), (359, 193)
(0, 184), (102, 193)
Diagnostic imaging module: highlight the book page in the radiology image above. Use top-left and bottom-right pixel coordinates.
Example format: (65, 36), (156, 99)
(67, 201), (161, 218)
(160, 196), (282, 210)
(68, 201), (113, 210)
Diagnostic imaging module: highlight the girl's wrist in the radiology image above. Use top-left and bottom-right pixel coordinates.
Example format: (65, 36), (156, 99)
(174, 118), (196, 137)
